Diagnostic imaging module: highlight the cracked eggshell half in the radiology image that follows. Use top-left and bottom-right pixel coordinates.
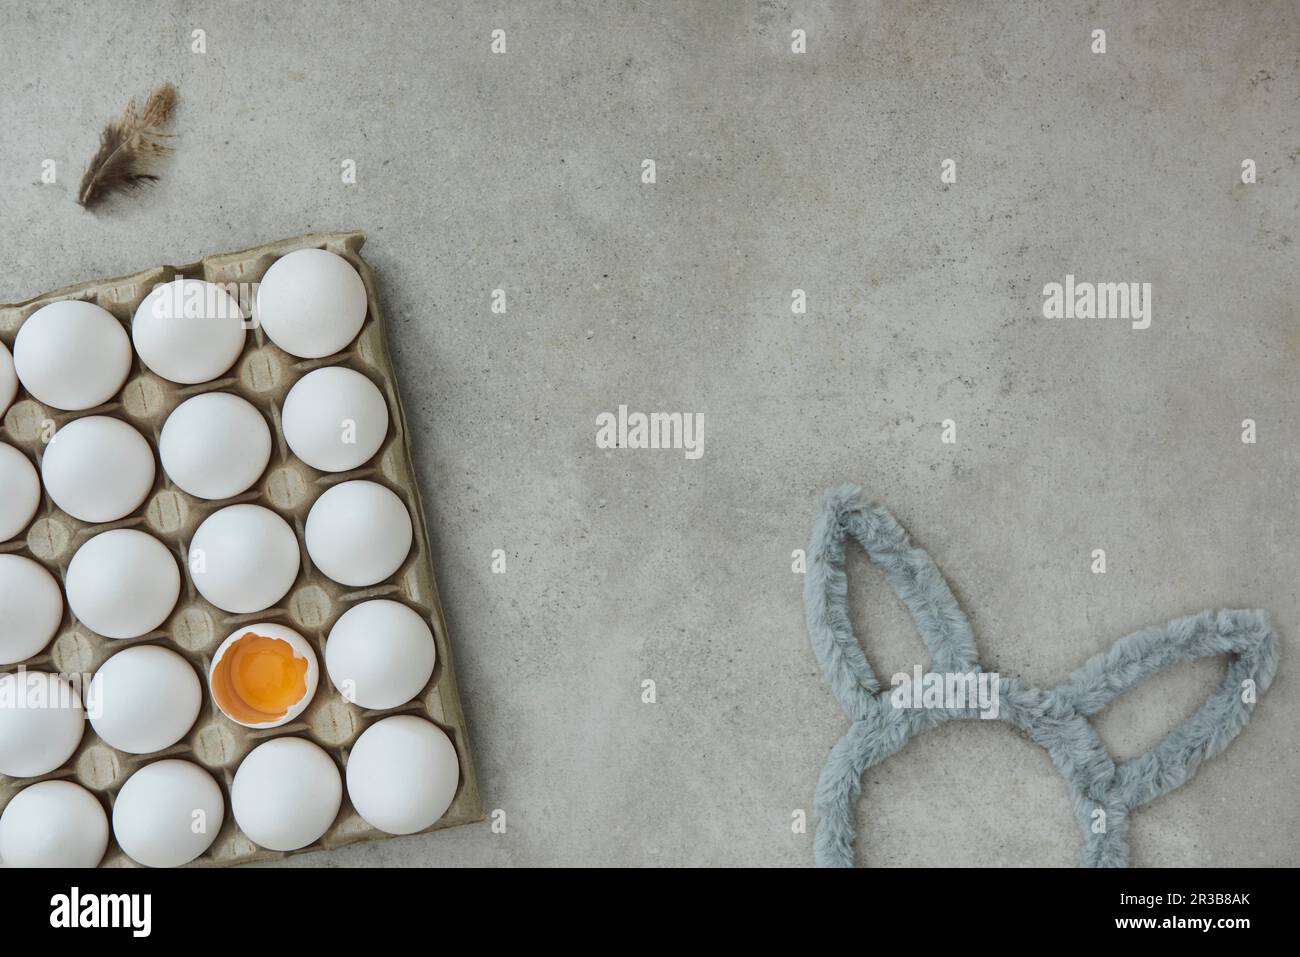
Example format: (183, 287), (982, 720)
(209, 623), (318, 730)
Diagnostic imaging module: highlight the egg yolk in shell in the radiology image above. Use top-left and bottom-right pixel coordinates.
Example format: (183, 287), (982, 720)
(211, 631), (309, 724)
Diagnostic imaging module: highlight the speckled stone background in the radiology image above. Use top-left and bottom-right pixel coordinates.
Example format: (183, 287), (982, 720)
(1, 0), (1296, 866)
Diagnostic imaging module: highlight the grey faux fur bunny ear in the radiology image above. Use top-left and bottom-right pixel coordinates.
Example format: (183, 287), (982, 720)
(804, 486), (1279, 867)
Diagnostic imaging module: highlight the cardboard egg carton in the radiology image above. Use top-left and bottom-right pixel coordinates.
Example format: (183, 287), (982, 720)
(0, 230), (483, 865)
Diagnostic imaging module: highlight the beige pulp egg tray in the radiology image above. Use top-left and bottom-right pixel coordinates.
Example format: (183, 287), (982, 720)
(0, 230), (483, 866)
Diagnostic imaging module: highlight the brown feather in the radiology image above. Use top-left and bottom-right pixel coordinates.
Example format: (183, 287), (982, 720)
(77, 84), (178, 210)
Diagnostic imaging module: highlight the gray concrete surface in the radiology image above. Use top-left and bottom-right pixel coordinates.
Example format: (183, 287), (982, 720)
(2, 0), (1296, 867)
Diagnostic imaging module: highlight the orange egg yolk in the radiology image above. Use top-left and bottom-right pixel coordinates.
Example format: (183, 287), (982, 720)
(211, 632), (309, 724)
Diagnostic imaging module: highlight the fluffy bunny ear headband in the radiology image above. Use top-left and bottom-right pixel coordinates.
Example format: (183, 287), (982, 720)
(804, 485), (1279, 867)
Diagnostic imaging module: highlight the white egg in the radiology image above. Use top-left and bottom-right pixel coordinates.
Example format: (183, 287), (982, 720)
(231, 737), (341, 851)
(65, 529), (180, 640)
(208, 623), (318, 729)
(326, 600), (435, 709)
(41, 416), (155, 523)
(0, 555), (63, 665)
(0, 341), (16, 415)
(346, 716), (459, 835)
(0, 781), (108, 868)
(305, 481), (412, 587)
(132, 278), (247, 384)
(255, 248), (367, 358)
(282, 366), (389, 472)
(0, 671), (85, 777)
(160, 393), (271, 499)
(13, 300), (132, 411)
(112, 759), (224, 868)
(86, 645), (201, 754)
(189, 505), (300, 614)
(0, 443), (40, 543)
